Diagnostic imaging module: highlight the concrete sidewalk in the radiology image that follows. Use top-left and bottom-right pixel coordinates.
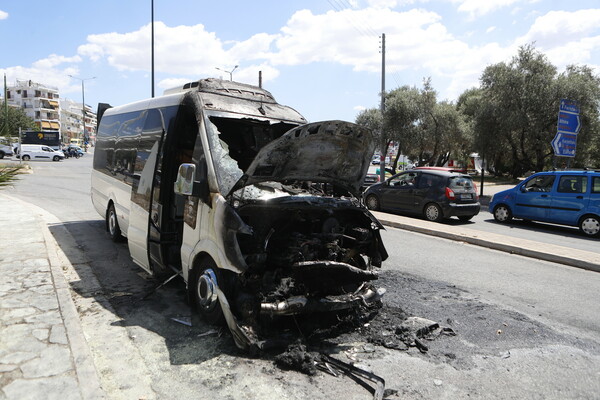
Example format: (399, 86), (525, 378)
(0, 194), (104, 400)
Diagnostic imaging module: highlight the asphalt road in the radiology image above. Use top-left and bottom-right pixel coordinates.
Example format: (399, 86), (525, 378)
(4, 156), (600, 399)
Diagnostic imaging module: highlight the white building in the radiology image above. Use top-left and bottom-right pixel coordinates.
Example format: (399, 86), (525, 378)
(6, 80), (60, 131)
(60, 98), (97, 144)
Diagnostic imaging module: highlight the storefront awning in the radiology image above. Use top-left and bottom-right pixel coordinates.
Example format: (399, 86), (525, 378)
(41, 121), (52, 129)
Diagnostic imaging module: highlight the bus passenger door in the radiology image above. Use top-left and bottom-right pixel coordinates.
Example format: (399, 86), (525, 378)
(128, 109), (165, 273)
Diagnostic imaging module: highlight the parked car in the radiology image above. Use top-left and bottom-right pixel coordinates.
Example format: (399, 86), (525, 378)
(17, 144), (64, 161)
(363, 169), (480, 222)
(361, 173), (379, 190)
(0, 144), (14, 159)
(489, 170), (600, 237)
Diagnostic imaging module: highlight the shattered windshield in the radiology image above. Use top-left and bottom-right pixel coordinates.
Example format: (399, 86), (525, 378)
(203, 112), (301, 195)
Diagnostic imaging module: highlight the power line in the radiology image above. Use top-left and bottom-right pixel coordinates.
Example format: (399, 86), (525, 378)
(337, 0), (380, 37)
(326, 0), (378, 38)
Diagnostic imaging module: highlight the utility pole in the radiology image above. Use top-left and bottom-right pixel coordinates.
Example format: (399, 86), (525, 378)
(151, 0), (155, 98)
(69, 75), (95, 151)
(2, 74), (8, 138)
(379, 33), (386, 183)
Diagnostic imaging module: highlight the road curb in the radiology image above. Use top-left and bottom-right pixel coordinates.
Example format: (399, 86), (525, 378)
(378, 217), (600, 274)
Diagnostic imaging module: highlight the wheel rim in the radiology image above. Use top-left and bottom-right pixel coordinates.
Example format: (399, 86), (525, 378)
(367, 196), (378, 210)
(108, 210), (117, 235)
(425, 205), (439, 221)
(495, 206), (509, 222)
(581, 217), (600, 236)
(197, 269), (219, 312)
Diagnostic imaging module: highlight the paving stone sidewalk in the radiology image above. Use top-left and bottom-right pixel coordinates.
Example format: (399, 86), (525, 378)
(0, 194), (104, 400)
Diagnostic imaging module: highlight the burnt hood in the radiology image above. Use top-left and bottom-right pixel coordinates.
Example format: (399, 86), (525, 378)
(228, 120), (375, 197)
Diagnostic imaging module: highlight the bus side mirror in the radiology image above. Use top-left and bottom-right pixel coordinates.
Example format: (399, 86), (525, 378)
(174, 163), (209, 204)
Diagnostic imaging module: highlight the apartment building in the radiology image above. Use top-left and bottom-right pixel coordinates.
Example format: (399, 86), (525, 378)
(5, 80), (97, 145)
(6, 80), (61, 131)
(60, 98), (97, 144)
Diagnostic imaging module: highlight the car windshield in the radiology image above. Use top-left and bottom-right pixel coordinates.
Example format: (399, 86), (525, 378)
(448, 176), (474, 190)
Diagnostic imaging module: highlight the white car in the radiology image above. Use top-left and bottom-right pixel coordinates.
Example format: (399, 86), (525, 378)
(18, 144), (64, 161)
(0, 144), (13, 159)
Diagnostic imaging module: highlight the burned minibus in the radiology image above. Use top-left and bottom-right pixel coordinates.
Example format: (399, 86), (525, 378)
(92, 78), (388, 350)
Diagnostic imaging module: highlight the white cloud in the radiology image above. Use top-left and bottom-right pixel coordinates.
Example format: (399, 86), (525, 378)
(513, 9), (600, 70)
(0, 9), (8, 20)
(229, 33), (279, 61)
(486, 26), (496, 34)
(366, 0), (426, 7)
(157, 77), (191, 91)
(79, 22), (234, 76)
(1, 65), (81, 95)
(367, 0), (399, 8)
(452, 0), (521, 18)
(269, 8), (445, 72)
(32, 54), (82, 69)
(518, 9), (600, 48)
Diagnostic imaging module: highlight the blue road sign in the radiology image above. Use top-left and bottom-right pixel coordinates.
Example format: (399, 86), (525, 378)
(552, 131), (577, 157)
(557, 111), (581, 134)
(559, 99), (580, 114)
(554, 99), (580, 157)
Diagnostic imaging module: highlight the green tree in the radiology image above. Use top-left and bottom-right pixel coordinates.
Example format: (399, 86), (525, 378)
(462, 44), (600, 177)
(384, 79), (470, 168)
(0, 102), (36, 138)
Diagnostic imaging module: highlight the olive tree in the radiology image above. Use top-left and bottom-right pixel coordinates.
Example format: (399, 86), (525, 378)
(462, 44), (600, 177)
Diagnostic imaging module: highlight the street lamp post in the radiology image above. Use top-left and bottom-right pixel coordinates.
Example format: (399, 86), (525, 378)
(69, 75), (95, 151)
(215, 65), (238, 81)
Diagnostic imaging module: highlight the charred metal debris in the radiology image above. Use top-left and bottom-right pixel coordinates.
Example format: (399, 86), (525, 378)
(275, 342), (386, 400)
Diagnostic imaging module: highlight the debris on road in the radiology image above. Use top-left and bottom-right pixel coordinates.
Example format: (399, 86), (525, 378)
(274, 342), (319, 376)
(171, 316), (192, 327)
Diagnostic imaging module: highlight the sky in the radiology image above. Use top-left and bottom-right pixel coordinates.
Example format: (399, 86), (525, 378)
(1, 0), (600, 123)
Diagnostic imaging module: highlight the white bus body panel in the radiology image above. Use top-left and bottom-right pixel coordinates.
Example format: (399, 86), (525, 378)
(91, 169), (131, 237)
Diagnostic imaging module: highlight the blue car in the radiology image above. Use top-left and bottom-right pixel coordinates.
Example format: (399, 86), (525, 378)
(489, 170), (600, 237)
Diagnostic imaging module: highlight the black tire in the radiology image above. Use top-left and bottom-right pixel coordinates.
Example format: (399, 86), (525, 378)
(458, 215), (474, 222)
(579, 215), (600, 237)
(366, 194), (380, 211)
(53, 155), (60, 161)
(22, 155), (30, 161)
(424, 203), (443, 222)
(493, 204), (513, 223)
(0, 152), (4, 159)
(190, 259), (225, 325)
(106, 204), (124, 242)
